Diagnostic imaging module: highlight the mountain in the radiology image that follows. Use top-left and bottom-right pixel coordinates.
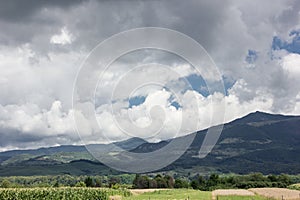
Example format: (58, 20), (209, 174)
(161, 111), (300, 175)
(0, 137), (146, 174)
(0, 111), (299, 176)
(230, 111), (293, 124)
(114, 137), (147, 151)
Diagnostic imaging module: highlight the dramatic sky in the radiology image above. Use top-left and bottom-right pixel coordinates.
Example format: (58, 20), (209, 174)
(0, 0), (300, 151)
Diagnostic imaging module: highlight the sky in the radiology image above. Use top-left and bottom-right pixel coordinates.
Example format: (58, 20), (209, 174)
(0, 0), (300, 151)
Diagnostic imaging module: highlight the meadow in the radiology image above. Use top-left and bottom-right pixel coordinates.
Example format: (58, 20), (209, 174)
(1, 187), (300, 200)
(125, 189), (211, 200)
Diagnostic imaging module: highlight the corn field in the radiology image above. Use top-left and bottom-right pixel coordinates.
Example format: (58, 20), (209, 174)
(0, 187), (131, 200)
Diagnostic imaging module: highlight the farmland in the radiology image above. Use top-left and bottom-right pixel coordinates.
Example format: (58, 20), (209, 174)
(1, 187), (300, 200)
(125, 189), (211, 200)
(0, 188), (131, 200)
(126, 188), (300, 200)
(249, 188), (300, 200)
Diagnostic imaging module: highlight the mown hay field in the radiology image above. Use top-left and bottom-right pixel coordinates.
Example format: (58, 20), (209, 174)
(249, 188), (300, 200)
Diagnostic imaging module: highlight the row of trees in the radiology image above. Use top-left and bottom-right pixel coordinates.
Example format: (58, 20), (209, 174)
(183, 173), (293, 191)
(132, 173), (294, 191)
(0, 173), (297, 190)
(0, 174), (135, 188)
(133, 174), (175, 189)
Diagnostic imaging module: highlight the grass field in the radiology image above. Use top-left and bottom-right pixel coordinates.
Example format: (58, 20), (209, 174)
(124, 189), (211, 200)
(0, 187), (297, 200)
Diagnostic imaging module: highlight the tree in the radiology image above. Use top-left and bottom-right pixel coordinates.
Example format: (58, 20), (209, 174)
(53, 181), (60, 187)
(207, 174), (220, 188)
(133, 174), (141, 188)
(75, 181), (86, 187)
(155, 176), (168, 188)
(108, 176), (121, 188)
(149, 179), (157, 188)
(164, 175), (174, 188)
(133, 175), (149, 189)
(174, 178), (189, 188)
(277, 174), (292, 186)
(84, 177), (94, 187)
(94, 178), (102, 187)
(267, 174), (277, 182)
(190, 180), (199, 189)
(249, 173), (265, 182)
(0, 179), (11, 188)
(198, 176), (206, 190)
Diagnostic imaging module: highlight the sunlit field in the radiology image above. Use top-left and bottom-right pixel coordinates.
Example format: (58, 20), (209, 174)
(124, 189), (211, 200)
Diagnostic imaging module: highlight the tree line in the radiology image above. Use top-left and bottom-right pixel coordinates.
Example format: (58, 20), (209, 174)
(0, 173), (299, 190)
(133, 173), (297, 191)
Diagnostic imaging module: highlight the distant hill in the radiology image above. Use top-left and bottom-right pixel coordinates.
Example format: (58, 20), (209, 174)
(0, 111), (299, 176)
(162, 111), (300, 175)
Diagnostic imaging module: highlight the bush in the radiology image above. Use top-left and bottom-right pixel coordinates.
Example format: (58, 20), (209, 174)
(75, 181), (86, 187)
(0, 179), (11, 188)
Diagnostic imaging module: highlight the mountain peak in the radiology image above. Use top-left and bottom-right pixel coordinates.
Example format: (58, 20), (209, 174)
(231, 111), (296, 125)
(113, 137), (147, 151)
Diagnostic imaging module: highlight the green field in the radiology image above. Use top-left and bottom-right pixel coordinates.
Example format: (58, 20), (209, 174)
(0, 188), (281, 200)
(0, 187), (131, 200)
(124, 189), (211, 200)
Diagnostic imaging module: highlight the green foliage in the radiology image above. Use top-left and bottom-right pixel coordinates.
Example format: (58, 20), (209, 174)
(206, 174), (220, 189)
(132, 174), (175, 189)
(0, 173), (298, 192)
(155, 176), (168, 188)
(0, 188), (109, 200)
(133, 174), (149, 189)
(131, 173), (297, 191)
(174, 178), (189, 188)
(84, 176), (93, 187)
(94, 177), (102, 187)
(188, 173), (296, 191)
(0, 179), (11, 188)
(0, 187), (131, 200)
(108, 176), (121, 188)
(74, 181), (86, 187)
(53, 181), (60, 187)
(287, 183), (300, 190)
(0, 174), (135, 188)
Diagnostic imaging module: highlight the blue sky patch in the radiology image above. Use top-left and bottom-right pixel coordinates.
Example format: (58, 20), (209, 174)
(272, 30), (300, 54)
(128, 96), (146, 108)
(185, 74), (209, 97)
(245, 49), (258, 63)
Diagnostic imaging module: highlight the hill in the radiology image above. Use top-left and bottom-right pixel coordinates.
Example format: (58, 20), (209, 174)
(0, 111), (299, 176)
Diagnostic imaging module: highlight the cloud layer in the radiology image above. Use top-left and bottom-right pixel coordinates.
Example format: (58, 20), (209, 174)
(0, 0), (300, 150)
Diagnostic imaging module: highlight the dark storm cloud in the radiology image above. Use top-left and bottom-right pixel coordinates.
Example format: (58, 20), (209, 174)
(0, 0), (87, 48)
(0, 127), (80, 150)
(0, 0), (231, 52)
(0, 0), (86, 22)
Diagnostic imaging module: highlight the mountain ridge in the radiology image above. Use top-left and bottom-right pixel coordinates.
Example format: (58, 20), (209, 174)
(0, 111), (299, 175)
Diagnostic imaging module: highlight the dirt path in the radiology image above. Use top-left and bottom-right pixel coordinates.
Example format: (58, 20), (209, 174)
(249, 188), (300, 200)
(212, 189), (255, 200)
